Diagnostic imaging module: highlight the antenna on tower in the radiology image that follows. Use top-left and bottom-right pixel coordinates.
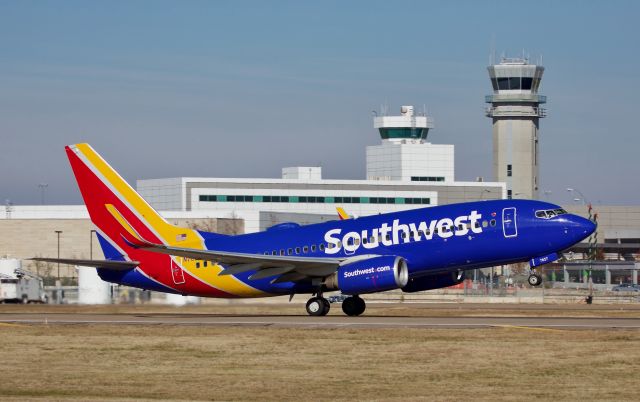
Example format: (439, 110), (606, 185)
(490, 34), (496, 65)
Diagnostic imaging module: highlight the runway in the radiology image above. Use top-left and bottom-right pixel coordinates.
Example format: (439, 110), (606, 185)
(1, 312), (639, 329)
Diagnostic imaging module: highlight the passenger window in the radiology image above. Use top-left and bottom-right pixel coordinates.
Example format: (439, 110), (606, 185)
(311, 245), (317, 252)
(319, 244), (325, 251)
(203, 261), (208, 267)
(280, 249), (285, 255)
(196, 262), (200, 268)
(295, 247), (301, 254)
(490, 219), (496, 227)
(287, 248), (293, 255)
(363, 237), (368, 244)
(303, 246), (309, 253)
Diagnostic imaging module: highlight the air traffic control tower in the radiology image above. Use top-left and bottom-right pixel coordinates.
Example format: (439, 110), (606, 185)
(367, 106), (454, 183)
(486, 57), (546, 199)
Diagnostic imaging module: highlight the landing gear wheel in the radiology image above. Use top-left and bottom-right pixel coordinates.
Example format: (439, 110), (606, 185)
(321, 297), (330, 312)
(342, 296), (366, 316)
(528, 273), (542, 287)
(306, 297), (330, 316)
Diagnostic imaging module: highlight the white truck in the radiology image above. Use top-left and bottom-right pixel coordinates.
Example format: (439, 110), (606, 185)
(0, 275), (48, 304)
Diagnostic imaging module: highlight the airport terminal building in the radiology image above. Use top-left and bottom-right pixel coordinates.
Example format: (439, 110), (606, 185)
(137, 105), (505, 225)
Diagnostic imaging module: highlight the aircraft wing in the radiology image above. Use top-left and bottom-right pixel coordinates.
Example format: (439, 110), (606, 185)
(29, 258), (139, 271)
(123, 236), (379, 281)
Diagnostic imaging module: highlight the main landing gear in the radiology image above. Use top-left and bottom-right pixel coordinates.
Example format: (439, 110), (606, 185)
(341, 295), (366, 316)
(306, 296), (330, 316)
(528, 270), (543, 287)
(305, 295), (367, 316)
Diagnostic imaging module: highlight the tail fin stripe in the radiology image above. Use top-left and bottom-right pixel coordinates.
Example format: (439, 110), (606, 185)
(68, 143), (267, 298)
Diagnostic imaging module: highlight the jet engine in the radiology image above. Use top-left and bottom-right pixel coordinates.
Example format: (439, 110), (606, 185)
(401, 270), (465, 293)
(324, 256), (409, 295)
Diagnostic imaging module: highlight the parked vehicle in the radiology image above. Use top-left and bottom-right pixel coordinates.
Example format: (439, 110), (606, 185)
(327, 294), (349, 304)
(0, 276), (47, 304)
(611, 284), (640, 292)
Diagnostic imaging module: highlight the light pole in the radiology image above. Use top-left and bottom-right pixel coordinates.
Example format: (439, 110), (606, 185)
(55, 230), (62, 279)
(567, 187), (596, 302)
(38, 183), (48, 205)
(567, 188), (589, 205)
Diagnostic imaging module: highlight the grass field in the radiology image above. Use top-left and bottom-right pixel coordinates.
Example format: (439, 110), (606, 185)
(0, 305), (639, 401)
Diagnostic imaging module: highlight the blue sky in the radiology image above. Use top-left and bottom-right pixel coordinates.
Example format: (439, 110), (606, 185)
(0, 0), (638, 206)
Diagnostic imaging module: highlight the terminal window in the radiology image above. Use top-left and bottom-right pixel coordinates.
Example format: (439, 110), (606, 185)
(199, 194), (430, 205)
(410, 176), (445, 182)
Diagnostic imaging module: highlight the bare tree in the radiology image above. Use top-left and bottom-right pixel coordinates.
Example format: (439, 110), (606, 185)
(186, 218), (219, 232)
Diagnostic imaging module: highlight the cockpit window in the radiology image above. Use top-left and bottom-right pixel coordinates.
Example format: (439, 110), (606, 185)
(535, 208), (568, 219)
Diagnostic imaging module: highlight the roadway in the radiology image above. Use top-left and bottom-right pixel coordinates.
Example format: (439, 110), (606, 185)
(1, 311), (639, 329)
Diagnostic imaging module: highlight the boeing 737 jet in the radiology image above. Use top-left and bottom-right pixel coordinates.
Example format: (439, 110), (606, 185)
(35, 144), (596, 316)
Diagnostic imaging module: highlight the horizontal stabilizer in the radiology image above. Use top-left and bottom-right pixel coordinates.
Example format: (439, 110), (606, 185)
(30, 258), (138, 271)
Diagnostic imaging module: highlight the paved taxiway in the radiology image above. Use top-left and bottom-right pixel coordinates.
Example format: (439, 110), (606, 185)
(1, 312), (639, 329)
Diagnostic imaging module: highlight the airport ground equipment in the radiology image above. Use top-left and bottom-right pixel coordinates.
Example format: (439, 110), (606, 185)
(0, 273), (47, 304)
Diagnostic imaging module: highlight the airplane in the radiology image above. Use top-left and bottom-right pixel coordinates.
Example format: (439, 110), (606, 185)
(34, 143), (596, 316)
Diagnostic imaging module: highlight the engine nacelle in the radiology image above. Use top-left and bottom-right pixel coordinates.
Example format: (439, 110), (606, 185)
(401, 270), (465, 293)
(325, 256), (409, 295)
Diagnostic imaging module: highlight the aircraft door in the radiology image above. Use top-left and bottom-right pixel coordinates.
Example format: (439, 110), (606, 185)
(502, 207), (518, 238)
(170, 259), (186, 284)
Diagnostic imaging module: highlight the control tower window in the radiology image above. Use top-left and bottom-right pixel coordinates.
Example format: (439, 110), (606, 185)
(496, 77), (533, 90)
(507, 164), (512, 177)
(378, 128), (427, 140)
(497, 77), (510, 90)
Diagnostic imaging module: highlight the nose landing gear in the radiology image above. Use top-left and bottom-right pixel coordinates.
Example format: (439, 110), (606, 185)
(528, 270), (543, 287)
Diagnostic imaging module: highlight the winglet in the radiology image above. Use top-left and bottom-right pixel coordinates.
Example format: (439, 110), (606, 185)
(336, 206), (350, 220)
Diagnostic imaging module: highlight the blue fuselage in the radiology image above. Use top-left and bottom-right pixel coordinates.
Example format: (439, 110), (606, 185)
(193, 199), (595, 295)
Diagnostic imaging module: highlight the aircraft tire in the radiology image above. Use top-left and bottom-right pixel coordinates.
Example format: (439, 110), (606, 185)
(342, 296), (366, 316)
(306, 297), (329, 316)
(528, 273), (542, 287)
(342, 297), (358, 316)
(354, 296), (366, 316)
(321, 298), (330, 314)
